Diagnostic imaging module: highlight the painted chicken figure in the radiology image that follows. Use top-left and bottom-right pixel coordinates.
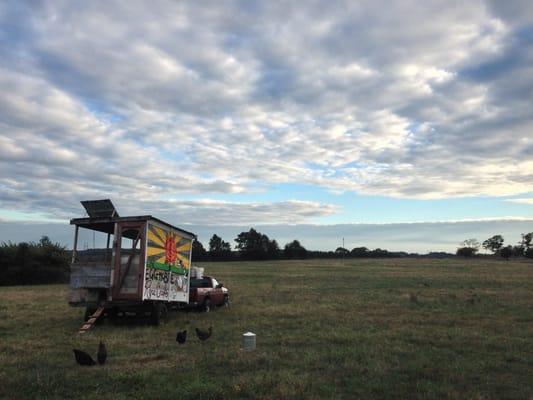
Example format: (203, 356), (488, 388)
(165, 233), (177, 265)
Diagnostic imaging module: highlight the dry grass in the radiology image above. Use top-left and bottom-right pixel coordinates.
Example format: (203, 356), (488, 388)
(1, 258), (532, 399)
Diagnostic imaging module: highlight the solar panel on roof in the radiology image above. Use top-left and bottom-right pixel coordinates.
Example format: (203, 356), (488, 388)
(80, 199), (119, 218)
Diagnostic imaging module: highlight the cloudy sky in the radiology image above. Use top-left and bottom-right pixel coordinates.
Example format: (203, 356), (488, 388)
(0, 1), (532, 251)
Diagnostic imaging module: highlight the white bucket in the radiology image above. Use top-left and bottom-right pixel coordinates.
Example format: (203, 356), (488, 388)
(242, 332), (256, 351)
(191, 266), (204, 279)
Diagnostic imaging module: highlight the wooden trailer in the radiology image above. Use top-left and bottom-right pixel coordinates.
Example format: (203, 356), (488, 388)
(69, 200), (196, 327)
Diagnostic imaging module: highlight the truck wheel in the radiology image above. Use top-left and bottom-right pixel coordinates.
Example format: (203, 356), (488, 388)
(203, 298), (211, 313)
(150, 302), (167, 326)
(223, 295), (230, 308)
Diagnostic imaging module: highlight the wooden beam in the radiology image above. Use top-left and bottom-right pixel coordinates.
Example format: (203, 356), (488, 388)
(71, 225), (79, 264)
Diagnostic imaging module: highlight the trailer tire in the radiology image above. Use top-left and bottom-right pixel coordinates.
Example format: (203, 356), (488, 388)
(203, 298), (212, 313)
(150, 302), (166, 326)
(107, 307), (118, 320)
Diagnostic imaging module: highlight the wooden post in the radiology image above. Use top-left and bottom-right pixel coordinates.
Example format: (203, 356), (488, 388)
(106, 233), (111, 263)
(72, 225), (79, 264)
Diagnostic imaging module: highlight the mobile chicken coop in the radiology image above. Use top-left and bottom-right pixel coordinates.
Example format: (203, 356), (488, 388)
(69, 200), (196, 328)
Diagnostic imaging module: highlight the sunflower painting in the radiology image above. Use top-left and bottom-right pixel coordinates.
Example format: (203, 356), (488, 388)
(143, 222), (192, 302)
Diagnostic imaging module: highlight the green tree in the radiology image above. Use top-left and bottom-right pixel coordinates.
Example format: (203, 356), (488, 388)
(500, 245), (513, 260)
(351, 247), (369, 257)
(267, 239), (280, 259)
(520, 232), (532, 249)
(284, 240), (308, 259)
(192, 240), (208, 261)
(512, 245), (524, 257)
(0, 236), (68, 286)
(457, 247), (476, 257)
(208, 234), (232, 260)
(234, 228), (278, 260)
(335, 247), (349, 256)
(482, 235), (504, 254)
(457, 239), (480, 257)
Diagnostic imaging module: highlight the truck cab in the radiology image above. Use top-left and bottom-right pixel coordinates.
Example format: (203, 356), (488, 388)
(189, 276), (229, 312)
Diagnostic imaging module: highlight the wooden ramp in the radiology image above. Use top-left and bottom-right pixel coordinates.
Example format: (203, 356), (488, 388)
(78, 306), (105, 334)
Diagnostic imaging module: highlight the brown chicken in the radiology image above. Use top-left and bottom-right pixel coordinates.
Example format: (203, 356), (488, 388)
(195, 327), (212, 341)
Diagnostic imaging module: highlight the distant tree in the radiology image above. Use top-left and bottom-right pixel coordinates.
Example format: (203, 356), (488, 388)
(520, 232), (532, 250)
(335, 247), (349, 256)
(500, 245), (513, 260)
(462, 239), (480, 251)
(482, 235), (504, 254)
(369, 248), (392, 258)
(39, 236), (53, 247)
(266, 239), (280, 259)
(0, 236), (68, 286)
(234, 228), (279, 260)
(511, 245), (524, 257)
(192, 240), (208, 261)
(457, 239), (480, 257)
(284, 240), (308, 259)
(350, 247), (369, 257)
(456, 247), (477, 257)
(525, 248), (533, 259)
(209, 234), (232, 260)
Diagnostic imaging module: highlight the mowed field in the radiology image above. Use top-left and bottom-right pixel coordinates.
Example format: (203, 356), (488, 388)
(0, 258), (532, 400)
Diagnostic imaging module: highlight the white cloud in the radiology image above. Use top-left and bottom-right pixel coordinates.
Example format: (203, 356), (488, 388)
(0, 1), (532, 222)
(505, 198), (533, 205)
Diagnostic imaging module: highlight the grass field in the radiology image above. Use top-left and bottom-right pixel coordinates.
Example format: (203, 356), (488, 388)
(1, 258), (532, 399)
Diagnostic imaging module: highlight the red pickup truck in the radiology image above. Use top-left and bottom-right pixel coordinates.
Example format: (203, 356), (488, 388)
(189, 276), (229, 312)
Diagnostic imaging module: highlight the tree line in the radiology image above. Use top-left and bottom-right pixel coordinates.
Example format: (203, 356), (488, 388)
(457, 232), (533, 259)
(2, 229), (531, 286)
(0, 236), (69, 286)
(192, 228), (432, 261)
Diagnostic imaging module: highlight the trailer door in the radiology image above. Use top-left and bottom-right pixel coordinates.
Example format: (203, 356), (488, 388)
(112, 221), (146, 300)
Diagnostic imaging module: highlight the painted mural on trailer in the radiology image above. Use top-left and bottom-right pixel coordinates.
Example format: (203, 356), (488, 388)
(143, 222), (192, 302)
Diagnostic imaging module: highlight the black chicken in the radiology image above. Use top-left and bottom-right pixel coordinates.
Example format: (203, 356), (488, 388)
(73, 349), (96, 366)
(195, 327), (212, 342)
(176, 330), (187, 344)
(97, 341), (107, 365)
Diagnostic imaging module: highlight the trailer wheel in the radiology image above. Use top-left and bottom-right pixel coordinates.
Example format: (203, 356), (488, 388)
(150, 302), (161, 325)
(150, 302), (167, 326)
(107, 307), (118, 320)
(203, 298), (212, 313)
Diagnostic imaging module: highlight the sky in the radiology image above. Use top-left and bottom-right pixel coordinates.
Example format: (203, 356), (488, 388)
(0, 1), (532, 252)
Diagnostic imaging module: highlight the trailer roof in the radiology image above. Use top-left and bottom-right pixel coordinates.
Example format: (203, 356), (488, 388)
(70, 215), (196, 239)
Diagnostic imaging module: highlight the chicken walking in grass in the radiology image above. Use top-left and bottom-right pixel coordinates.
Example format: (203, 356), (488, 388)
(97, 341), (107, 365)
(73, 349), (96, 366)
(409, 292), (419, 304)
(195, 327), (212, 342)
(176, 330), (187, 344)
